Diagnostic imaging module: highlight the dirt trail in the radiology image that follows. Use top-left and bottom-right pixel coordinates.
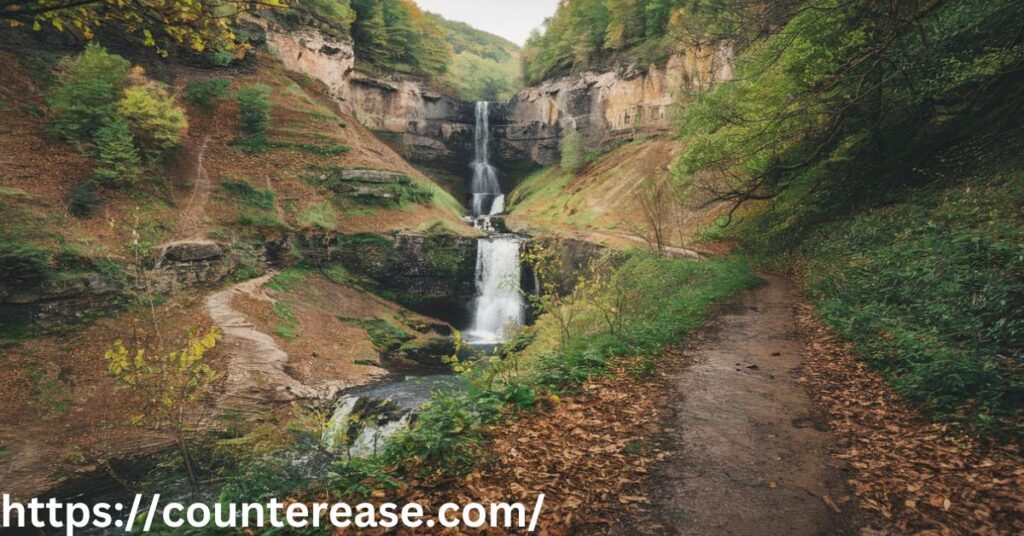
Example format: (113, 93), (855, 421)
(206, 274), (331, 412)
(176, 135), (211, 239)
(648, 275), (854, 535)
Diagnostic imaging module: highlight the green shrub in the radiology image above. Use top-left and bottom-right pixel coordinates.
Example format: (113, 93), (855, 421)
(91, 117), (142, 186)
(118, 83), (187, 162)
(341, 317), (411, 351)
(798, 178), (1024, 434)
(231, 134), (269, 154)
(221, 180), (274, 210)
(67, 180), (100, 217)
(183, 77), (231, 108)
(531, 254), (762, 389)
(236, 211), (286, 230)
(384, 389), (487, 477)
(236, 84), (272, 135)
(47, 43), (131, 142)
(208, 50), (235, 67)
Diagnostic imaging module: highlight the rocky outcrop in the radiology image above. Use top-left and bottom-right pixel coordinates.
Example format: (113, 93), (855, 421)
(295, 232), (478, 326)
(0, 272), (122, 329)
(265, 25), (733, 191)
(265, 29), (475, 180)
(0, 241), (237, 333)
(304, 167), (427, 205)
(494, 45), (735, 168)
(148, 240), (234, 293)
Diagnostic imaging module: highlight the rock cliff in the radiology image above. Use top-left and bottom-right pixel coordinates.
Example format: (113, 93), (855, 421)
(266, 29), (475, 188)
(493, 44), (735, 169)
(294, 232), (478, 326)
(265, 25), (733, 192)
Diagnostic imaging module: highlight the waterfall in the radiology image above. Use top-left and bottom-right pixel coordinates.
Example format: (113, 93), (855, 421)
(465, 237), (525, 345)
(470, 101), (503, 217)
(464, 101), (525, 345)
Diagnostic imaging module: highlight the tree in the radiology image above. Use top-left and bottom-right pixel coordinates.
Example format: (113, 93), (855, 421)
(634, 179), (676, 257)
(47, 42), (130, 142)
(443, 51), (519, 101)
(604, 0), (644, 50)
(675, 0), (1024, 217)
(350, 0), (450, 76)
(2, 0), (285, 53)
(104, 328), (221, 492)
(350, 0), (389, 64)
(92, 116), (142, 186)
(119, 77), (188, 163)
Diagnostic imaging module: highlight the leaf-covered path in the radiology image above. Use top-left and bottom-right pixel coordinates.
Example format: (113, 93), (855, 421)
(645, 275), (855, 534)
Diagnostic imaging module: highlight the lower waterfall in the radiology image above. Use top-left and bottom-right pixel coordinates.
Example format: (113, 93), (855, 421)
(465, 236), (525, 345)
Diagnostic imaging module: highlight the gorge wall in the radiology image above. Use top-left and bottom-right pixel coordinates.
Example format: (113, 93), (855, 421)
(265, 28), (475, 194)
(492, 45), (735, 170)
(265, 25), (734, 193)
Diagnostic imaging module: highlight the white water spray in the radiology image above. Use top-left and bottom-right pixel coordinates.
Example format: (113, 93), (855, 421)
(466, 237), (525, 345)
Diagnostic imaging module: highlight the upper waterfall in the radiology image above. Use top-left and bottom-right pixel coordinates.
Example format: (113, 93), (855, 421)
(470, 101), (503, 217)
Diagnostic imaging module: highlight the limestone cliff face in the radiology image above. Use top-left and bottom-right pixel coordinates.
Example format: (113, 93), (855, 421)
(494, 45), (735, 168)
(265, 26), (733, 190)
(266, 29), (475, 184)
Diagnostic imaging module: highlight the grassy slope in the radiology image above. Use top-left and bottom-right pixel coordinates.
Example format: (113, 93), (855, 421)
(0, 45), (468, 288)
(507, 138), (723, 248)
(188, 55), (466, 241)
(728, 140), (1024, 435)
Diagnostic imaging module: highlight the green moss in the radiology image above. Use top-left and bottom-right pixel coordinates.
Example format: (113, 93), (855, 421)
(0, 239), (51, 283)
(266, 268), (310, 292)
(273, 302), (298, 341)
(221, 180), (274, 211)
(341, 317), (413, 351)
(339, 232), (392, 249)
(236, 211), (287, 230)
(297, 202), (339, 231)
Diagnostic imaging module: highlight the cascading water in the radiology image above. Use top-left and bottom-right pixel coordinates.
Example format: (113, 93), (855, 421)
(465, 237), (525, 345)
(465, 101), (526, 345)
(470, 101), (503, 217)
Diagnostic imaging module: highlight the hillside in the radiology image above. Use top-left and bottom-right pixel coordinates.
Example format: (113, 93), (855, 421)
(0, 26), (474, 496)
(430, 13), (522, 101)
(507, 138), (720, 253)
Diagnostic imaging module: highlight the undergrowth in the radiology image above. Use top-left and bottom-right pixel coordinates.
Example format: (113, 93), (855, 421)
(728, 142), (1024, 437)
